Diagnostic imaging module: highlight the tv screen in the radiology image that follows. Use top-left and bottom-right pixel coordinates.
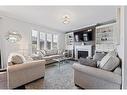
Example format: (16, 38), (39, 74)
(74, 30), (93, 42)
(83, 32), (92, 41)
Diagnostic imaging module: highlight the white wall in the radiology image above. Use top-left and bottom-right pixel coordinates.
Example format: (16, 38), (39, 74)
(116, 7), (125, 89)
(0, 18), (7, 68)
(117, 7), (127, 89)
(123, 6), (127, 89)
(0, 15), (65, 68)
(58, 33), (65, 50)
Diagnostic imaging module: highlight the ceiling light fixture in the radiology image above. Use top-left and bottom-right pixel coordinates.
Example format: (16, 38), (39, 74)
(62, 15), (70, 24)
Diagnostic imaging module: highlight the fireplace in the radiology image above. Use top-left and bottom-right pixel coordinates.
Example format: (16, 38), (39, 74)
(75, 45), (92, 60)
(78, 51), (88, 59)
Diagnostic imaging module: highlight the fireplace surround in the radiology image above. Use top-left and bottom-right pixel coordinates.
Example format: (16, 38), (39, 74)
(75, 45), (92, 60)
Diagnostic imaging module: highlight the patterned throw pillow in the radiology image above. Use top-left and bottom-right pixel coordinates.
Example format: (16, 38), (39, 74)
(11, 54), (26, 65)
(98, 51), (117, 68)
(98, 51), (120, 71)
(40, 50), (47, 56)
(93, 52), (106, 61)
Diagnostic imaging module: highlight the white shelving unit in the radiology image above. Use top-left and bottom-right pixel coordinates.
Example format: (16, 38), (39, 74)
(65, 32), (74, 58)
(95, 23), (119, 52)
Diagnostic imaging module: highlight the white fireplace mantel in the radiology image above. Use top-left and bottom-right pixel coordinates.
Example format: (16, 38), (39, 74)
(75, 45), (92, 60)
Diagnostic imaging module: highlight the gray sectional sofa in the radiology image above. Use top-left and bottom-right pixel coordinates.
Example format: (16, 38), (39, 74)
(73, 63), (121, 89)
(32, 49), (63, 64)
(73, 51), (122, 89)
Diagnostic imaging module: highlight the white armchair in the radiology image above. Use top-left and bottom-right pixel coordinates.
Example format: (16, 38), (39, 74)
(8, 60), (45, 89)
(0, 69), (7, 89)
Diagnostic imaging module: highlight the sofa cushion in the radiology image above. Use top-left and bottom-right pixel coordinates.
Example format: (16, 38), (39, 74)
(99, 55), (120, 71)
(113, 67), (121, 75)
(31, 54), (42, 60)
(78, 57), (97, 67)
(45, 50), (58, 56)
(42, 55), (62, 60)
(93, 52), (106, 61)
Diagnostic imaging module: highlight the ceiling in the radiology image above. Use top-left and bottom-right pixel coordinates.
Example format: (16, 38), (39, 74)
(0, 6), (117, 32)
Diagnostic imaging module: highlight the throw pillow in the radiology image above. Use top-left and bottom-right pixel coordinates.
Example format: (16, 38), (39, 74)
(93, 52), (106, 61)
(108, 50), (118, 56)
(97, 61), (101, 67)
(113, 67), (121, 75)
(31, 54), (42, 60)
(99, 56), (120, 71)
(78, 57), (97, 67)
(98, 51), (117, 68)
(44, 50), (52, 56)
(11, 54), (26, 65)
(40, 49), (46, 56)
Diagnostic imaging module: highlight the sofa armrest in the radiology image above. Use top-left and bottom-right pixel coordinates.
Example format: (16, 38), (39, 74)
(73, 63), (121, 85)
(87, 56), (93, 59)
(8, 60), (45, 88)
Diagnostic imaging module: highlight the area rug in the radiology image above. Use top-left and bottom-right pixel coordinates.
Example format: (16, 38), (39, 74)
(25, 61), (80, 89)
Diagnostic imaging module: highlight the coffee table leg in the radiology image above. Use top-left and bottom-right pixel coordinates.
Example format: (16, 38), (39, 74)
(58, 60), (60, 69)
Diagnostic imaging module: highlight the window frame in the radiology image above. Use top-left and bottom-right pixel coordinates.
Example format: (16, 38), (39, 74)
(31, 30), (58, 53)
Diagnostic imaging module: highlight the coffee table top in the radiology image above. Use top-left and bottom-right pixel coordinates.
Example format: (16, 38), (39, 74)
(53, 58), (64, 62)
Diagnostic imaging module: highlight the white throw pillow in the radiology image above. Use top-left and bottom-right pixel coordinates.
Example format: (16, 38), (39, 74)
(9, 53), (26, 65)
(98, 51), (117, 68)
(93, 52), (106, 61)
(44, 50), (58, 56)
(101, 56), (120, 71)
(108, 50), (118, 56)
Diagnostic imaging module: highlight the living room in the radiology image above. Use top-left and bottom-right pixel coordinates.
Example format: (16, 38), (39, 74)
(0, 6), (127, 89)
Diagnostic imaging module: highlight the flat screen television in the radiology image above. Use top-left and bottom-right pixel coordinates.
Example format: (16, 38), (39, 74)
(74, 31), (93, 42)
(83, 32), (92, 41)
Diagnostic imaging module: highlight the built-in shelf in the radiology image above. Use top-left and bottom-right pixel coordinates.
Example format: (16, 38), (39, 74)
(95, 23), (118, 52)
(65, 26), (95, 59)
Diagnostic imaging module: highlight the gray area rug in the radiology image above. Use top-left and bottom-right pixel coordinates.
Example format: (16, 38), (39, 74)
(25, 60), (80, 89)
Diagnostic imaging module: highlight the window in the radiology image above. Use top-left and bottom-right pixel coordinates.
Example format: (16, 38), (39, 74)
(40, 32), (45, 50)
(32, 30), (38, 53)
(31, 30), (59, 53)
(47, 34), (52, 50)
(53, 34), (58, 49)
